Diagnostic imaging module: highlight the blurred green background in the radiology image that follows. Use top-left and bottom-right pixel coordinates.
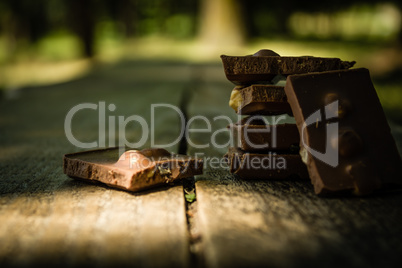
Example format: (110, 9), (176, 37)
(0, 0), (402, 122)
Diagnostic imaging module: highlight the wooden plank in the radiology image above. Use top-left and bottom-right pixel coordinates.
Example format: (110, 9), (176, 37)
(0, 62), (192, 267)
(187, 77), (402, 268)
(196, 170), (402, 268)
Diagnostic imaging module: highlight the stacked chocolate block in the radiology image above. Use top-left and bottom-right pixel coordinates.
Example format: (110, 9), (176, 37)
(222, 49), (402, 195)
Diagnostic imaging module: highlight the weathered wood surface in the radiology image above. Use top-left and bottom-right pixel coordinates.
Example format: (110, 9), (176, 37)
(0, 61), (193, 267)
(187, 76), (402, 268)
(1, 60), (402, 268)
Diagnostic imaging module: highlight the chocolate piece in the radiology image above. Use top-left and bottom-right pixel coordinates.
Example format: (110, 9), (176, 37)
(229, 117), (299, 151)
(229, 85), (292, 115)
(284, 68), (402, 195)
(225, 147), (309, 180)
(63, 147), (203, 192)
(221, 54), (355, 85)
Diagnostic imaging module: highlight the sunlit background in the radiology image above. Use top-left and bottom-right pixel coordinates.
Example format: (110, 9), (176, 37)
(1, 0), (402, 121)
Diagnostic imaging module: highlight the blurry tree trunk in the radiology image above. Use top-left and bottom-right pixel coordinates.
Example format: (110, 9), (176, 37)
(120, 0), (137, 37)
(275, 1), (291, 35)
(198, 0), (245, 49)
(1, 0), (49, 60)
(105, 0), (137, 38)
(67, 0), (96, 58)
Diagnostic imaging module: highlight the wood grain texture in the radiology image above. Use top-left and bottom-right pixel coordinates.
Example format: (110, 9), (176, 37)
(187, 78), (402, 268)
(2, 60), (402, 268)
(196, 169), (402, 268)
(0, 61), (193, 267)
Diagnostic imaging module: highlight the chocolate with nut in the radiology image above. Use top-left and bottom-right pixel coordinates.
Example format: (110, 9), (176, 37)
(63, 147), (203, 192)
(284, 68), (402, 195)
(229, 84), (292, 115)
(221, 51), (355, 85)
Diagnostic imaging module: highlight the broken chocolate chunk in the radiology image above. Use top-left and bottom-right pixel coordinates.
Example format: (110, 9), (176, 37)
(229, 117), (299, 151)
(63, 147), (203, 192)
(284, 68), (402, 195)
(229, 85), (292, 115)
(225, 147), (309, 180)
(221, 54), (355, 85)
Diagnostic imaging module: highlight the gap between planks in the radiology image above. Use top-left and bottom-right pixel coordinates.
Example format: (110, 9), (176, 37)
(178, 84), (205, 268)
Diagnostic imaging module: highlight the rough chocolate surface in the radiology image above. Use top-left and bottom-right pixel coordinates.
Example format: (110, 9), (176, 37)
(64, 147), (203, 192)
(229, 117), (299, 151)
(229, 85), (292, 115)
(221, 54), (355, 85)
(225, 147), (309, 180)
(284, 68), (402, 195)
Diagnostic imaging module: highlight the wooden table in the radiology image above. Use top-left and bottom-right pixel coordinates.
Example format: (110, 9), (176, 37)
(1, 60), (402, 268)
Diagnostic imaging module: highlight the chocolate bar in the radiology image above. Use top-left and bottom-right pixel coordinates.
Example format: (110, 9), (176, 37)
(229, 117), (300, 151)
(229, 85), (292, 115)
(63, 148), (203, 192)
(225, 147), (309, 180)
(284, 68), (402, 195)
(221, 51), (355, 85)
